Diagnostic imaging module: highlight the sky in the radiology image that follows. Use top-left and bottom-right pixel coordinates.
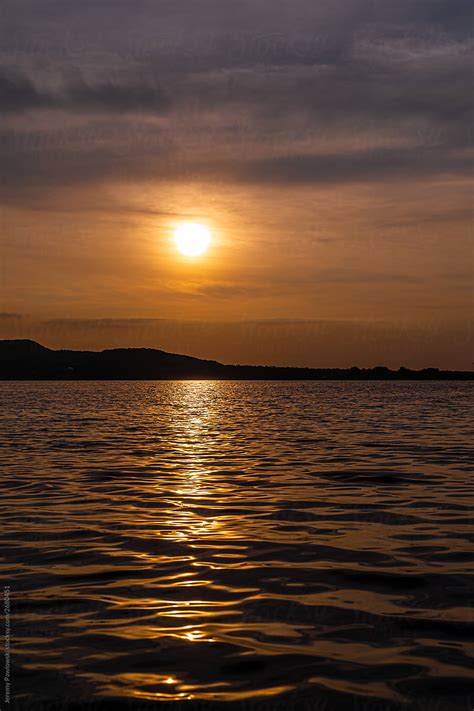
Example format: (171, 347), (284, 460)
(0, 0), (472, 368)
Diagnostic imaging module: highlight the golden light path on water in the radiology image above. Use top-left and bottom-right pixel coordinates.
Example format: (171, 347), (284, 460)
(1, 381), (473, 708)
(96, 385), (290, 702)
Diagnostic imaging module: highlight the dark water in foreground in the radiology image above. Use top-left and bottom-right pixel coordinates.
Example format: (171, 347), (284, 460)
(1, 381), (473, 711)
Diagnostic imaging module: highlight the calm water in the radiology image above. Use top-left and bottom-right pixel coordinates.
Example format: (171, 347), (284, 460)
(1, 381), (473, 711)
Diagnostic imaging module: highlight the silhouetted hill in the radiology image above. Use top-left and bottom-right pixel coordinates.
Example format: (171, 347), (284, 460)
(0, 340), (472, 380)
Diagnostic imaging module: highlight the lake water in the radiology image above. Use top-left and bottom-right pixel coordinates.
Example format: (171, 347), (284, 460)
(1, 381), (473, 710)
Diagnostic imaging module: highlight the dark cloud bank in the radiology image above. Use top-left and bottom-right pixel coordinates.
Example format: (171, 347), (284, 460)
(0, 0), (472, 192)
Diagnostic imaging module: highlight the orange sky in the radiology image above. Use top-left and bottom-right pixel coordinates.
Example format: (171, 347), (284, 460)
(0, 0), (472, 368)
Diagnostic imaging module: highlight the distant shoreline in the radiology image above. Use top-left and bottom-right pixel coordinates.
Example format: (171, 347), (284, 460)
(2, 378), (473, 383)
(1, 340), (472, 381)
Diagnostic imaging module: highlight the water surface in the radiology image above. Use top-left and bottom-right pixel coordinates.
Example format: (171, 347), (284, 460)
(1, 381), (473, 710)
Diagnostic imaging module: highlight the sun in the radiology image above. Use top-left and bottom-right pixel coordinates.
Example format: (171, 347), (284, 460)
(174, 223), (211, 257)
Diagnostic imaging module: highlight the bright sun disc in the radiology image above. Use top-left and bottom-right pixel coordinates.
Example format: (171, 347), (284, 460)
(175, 223), (211, 257)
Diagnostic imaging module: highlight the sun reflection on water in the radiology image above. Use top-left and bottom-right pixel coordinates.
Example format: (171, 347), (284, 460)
(4, 381), (473, 706)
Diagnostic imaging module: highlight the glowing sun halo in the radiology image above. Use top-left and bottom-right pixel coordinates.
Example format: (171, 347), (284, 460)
(175, 223), (211, 257)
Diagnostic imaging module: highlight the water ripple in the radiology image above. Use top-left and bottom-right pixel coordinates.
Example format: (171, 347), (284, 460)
(1, 381), (473, 709)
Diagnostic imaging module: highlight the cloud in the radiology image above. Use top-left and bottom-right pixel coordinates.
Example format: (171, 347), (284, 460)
(0, 68), (170, 114)
(0, 129), (471, 194)
(196, 284), (267, 298)
(225, 145), (473, 186)
(0, 69), (51, 113)
(64, 77), (171, 113)
(0, 0), (472, 194)
(0, 312), (23, 319)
